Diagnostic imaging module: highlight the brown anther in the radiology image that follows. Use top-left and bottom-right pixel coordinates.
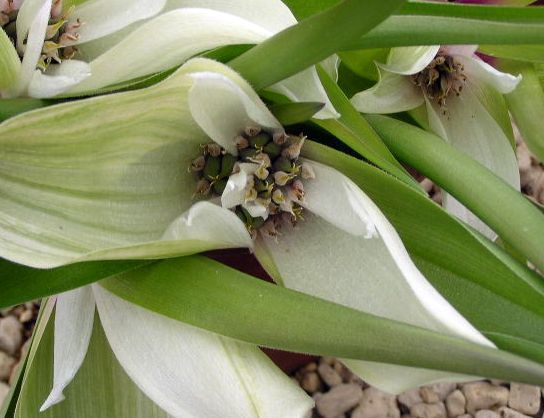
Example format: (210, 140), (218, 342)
(245, 125), (261, 137)
(190, 155), (205, 172)
(234, 135), (249, 150)
(0, 12), (8, 26)
(195, 179), (211, 196)
(301, 163), (315, 180)
(290, 179), (305, 201)
(281, 135), (305, 160)
(261, 219), (280, 238)
(51, 0), (63, 19)
(62, 46), (77, 60)
(272, 131), (288, 145)
(59, 32), (79, 46)
(204, 143), (222, 157)
(65, 18), (83, 33)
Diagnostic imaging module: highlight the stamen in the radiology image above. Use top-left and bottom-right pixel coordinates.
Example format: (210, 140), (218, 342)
(190, 125), (315, 238)
(411, 52), (467, 111)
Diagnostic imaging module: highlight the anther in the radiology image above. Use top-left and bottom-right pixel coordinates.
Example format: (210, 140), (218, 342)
(194, 179), (211, 196)
(204, 143), (222, 157)
(234, 135), (249, 150)
(272, 132), (287, 145)
(281, 135), (305, 160)
(190, 155), (205, 172)
(245, 125), (261, 137)
(301, 163), (315, 180)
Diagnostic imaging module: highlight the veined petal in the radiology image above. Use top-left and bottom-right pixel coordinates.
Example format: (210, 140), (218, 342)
(350, 68), (424, 114)
(456, 55), (521, 94)
(0, 29), (20, 94)
(16, 0), (51, 96)
(425, 84), (520, 239)
(257, 161), (492, 392)
(72, 0), (167, 44)
(0, 66), (205, 267)
(163, 0), (297, 33)
(27, 60), (91, 98)
(93, 284), (313, 418)
(188, 64), (283, 155)
(268, 67), (340, 119)
(381, 46), (441, 75)
(68, 8), (272, 94)
(41, 286), (95, 411)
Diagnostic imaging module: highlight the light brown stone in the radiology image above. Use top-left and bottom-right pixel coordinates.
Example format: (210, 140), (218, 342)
(315, 383), (363, 418)
(497, 407), (531, 418)
(446, 389), (466, 417)
(352, 387), (400, 418)
(507, 383), (540, 415)
(301, 372), (323, 393)
(398, 388), (424, 409)
(318, 361), (343, 387)
(462, 382), (509, 414)
(0, 316), (22, 356)
(410, 402), (447, 418)
(0, 351), (16, 381)
(0, 381), (9, 408)
(474, 411), (499, 418)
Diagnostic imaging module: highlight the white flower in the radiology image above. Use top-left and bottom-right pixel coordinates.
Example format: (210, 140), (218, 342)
(350, 45), (521, 238)
(0, 0), (338, 118)
(0, 58), (492, 413)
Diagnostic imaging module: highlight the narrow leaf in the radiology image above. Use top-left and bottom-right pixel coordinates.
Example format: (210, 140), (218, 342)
(500, 59), (544, 164)
(229, 0), (406, 90)
(0, 29), (20, 92)
(365, 114), (544, 273)
(102, 255), (544, 386)
(269, 101), (325, 126)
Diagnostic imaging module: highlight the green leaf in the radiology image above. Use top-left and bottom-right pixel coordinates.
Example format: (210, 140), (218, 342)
(102, 255), (544, 385)
(313, 67), (420, 191)
(365, 114), (544, 273)
(229, 0), (406, 90)
(281, 0), (339, 19)
(301, 141), (544, 321)
(269, 101), (325, 126)
(0, 99), (51, 123)
(413, 256), (544, 365)
(347, 3), (544, 49)
(500, 60), (544, 164)
(0, 259), (149, 309)
(14, 304), (168, 418)
(0, 29), (20, 92)
(480, 45), (544, 64)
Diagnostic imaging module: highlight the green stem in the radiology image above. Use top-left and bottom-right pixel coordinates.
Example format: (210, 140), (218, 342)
(366, 114), (544, 273)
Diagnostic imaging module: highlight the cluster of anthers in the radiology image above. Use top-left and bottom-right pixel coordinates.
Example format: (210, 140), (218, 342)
(1, 0), (82, 70)
(411, 52), (467, 113)
(191, 127), (315, 239)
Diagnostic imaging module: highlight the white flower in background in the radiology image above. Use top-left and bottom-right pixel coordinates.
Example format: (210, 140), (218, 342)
(0, 0), (338, 118)
(350, 45), (521, 238)
(0, 58), (493, 414)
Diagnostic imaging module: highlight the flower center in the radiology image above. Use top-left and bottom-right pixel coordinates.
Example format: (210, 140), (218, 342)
(411, 53), (466, 111)
(1, 0), (82, 71)
(191, 127), (315, 239)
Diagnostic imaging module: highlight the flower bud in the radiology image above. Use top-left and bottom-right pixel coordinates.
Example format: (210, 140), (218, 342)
(203, 156), (221, 180)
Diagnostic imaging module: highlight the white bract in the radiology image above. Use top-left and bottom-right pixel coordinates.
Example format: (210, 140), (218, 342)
(350, 45), (521, 238)
(0, 0), (338, 118)
(0, 58), (493, 415)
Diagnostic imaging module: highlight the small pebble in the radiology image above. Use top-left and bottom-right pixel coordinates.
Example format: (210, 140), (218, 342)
(497, 407), (532, 418)
(352, 387), (400, 418)
(458, 415), (473, 418)
(474, 411), (499, 418)
(315, 383), (363, 418)
(446, 389), (466, 417)
(507, 383), (540, 415)
(301, 371), (323, 393)
(399, 388), (424, 409)
(410, 402), (447, 418)
(0, 351), (16, 381)
(0, 316), (23, 356)
(462, 382), (509, 414)
(318, 361), (343, 387)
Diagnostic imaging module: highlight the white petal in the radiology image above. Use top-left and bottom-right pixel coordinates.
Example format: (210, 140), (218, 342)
(221, 163), (259, 209)
(27, 60), (91, 98)
(16, 0), (51, 96)
(441, 45), (478, 57)
(425, 85), (520, 239)
(188, 69), (282, 155)
(320, 54), (340, 82)
(163, 0), (297, 33)
(350, 68), (424, 114)
(457, 55), (521, 94)
(68, 8), (272, 94)
(72, 0), (167, 44)
(40, 286), (95, 411)
(257, 161), (492, 392)
(160, 201), (252, 248)
(93, 285), (313, 418)
(268, 66), (340, 119)
(242, 201), (269, 220)
(381, 46), (441, 75)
